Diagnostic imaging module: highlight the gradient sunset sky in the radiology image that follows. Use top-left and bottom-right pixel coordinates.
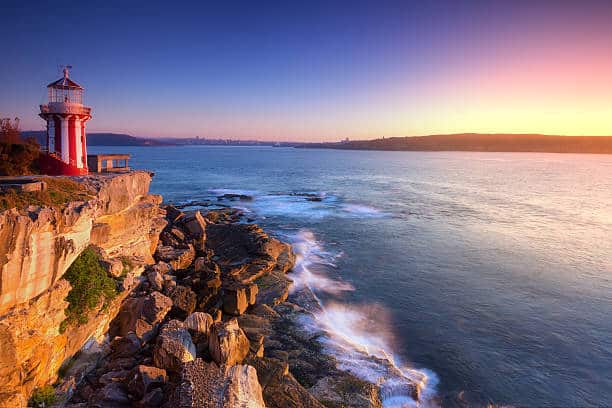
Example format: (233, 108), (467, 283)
(2, 0), (612, 141)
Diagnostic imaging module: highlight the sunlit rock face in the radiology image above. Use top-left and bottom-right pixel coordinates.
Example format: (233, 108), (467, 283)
(0, 171), (166, 405)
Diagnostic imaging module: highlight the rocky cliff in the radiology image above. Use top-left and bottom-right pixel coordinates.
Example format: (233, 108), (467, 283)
(0, 172), (391, 408)
(0, 171), (166, 406)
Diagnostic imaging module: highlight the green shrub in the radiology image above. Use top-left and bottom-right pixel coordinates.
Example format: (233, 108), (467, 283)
(61, 247), (118, 329)
(28, 385), (56, 407)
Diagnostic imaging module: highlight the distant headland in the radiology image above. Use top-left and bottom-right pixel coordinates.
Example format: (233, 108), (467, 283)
(300, 133), (612, 154)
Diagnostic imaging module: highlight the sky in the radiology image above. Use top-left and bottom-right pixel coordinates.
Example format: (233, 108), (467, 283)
(2, 0), (612, 141)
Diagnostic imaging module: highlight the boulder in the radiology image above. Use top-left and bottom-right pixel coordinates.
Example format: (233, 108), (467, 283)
(110, 333), (141, 358)
(116, 292), (172, 342)
(127, 365), (167, 399)
(153, 320), (196, 372)
(180, 210), (207, 239)
(138, 388), (164, 407)
(208, 319), (250, 366)
(205, 223), (295, 283)
(169, 285), (197, 318)
(222, 365), (266, 407)
(150, 261), (172, 275)
(98, 369), (130, 385)
(92, 382), (130, 407)
(222, 284), (249, 316)
(184, 312), (213, 335)
(147, 270), (164, 291)
(155, 244), (195, 270)
(168, 359), (264, 408)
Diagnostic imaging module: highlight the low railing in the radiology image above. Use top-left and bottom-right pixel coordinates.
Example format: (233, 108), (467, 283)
(40, 103), (91, 116)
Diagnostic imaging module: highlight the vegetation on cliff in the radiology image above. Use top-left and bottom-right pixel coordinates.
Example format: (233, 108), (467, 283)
(60, 247), (118, 332)
(0, 117), (41, 176)
(27, 385), (56, 407)
(0, 177), (93, 210)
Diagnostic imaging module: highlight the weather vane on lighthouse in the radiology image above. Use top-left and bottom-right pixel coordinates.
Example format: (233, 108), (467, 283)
(38, 65), (92, 175)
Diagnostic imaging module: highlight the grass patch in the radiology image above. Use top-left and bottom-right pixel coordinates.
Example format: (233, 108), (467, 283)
(60, 247), (118, 331)
(120, 256), (135, 277)
(28, 385), (56, 407)
(0, 177), (93, 210)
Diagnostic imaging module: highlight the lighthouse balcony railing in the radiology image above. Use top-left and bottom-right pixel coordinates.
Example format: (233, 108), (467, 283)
(40, 103), (91, 116)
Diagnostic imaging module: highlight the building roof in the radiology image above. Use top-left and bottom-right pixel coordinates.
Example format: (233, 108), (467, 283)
(47, 77), (83, 90)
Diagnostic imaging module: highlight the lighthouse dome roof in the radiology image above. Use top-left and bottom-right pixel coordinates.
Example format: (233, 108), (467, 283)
(47, 76), (83, 90)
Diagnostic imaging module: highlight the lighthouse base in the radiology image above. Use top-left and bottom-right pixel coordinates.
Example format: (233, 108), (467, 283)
(39, 153), (88, 176)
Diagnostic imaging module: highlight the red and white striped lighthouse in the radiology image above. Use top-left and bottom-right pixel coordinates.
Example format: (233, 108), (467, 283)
(39, 66), (91, 176)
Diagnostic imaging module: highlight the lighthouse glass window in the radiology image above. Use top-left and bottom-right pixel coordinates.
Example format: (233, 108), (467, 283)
(49, 88), (82, 104)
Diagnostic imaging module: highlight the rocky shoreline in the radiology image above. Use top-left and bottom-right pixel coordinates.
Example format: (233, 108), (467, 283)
(61, 203), (387, 407)
(0, 172), (423, 407)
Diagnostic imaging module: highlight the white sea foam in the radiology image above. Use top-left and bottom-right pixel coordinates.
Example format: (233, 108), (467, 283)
(286, 229), (438, 407)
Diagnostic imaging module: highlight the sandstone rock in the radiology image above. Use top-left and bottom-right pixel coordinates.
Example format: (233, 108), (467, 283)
(255, 269), (292, 306)
(208, 319), (250, 366)
(150, 261), (172, 275)
(222, 364), (266, 407)
(222, 284), (248, 316)
(155, 244), (195, 270)
(250, 357), (324, 408)
(184, 312), (213, 335)
(127, 365), (167, 399)
(169, 285), (197, 318)
(98, 369), (130, 385)
(205, 223), (295, 283)
(153, 320), (196, 372)
(169, 359), (264, 408)
(246, 283), (258, 305)
(116, 292), (172, 342)
(110, 333), (141, 358)
(309, 375), (383, 408)
(180, 210), (207, 239)
(147, 270), (164, 291)
(164, 205), (183, 224)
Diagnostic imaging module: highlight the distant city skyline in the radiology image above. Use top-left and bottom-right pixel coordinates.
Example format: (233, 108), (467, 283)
(2, 0), (612, 141)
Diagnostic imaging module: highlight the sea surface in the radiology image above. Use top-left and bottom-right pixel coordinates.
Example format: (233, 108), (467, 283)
(91, 146), (612, 407)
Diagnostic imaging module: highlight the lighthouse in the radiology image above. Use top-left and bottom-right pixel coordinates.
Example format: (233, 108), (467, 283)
(39, 66), (91, 175)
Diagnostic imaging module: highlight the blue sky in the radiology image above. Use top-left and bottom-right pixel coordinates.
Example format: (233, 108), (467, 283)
(2, 0), (612, 141)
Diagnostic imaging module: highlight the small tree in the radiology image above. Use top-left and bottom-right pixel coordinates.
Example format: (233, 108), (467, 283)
(0, 117), (21, 144)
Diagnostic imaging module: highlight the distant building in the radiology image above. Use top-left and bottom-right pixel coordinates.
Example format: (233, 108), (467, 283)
(39, 67), (92, 175)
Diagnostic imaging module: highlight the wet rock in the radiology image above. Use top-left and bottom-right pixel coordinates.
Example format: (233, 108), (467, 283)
(255, 269), (292, 306)
(155, 244), (195, 270)
(217, 193), (254, 201)
(184, 312), (213, 335)
(169, 285), (197, 318)
(309, 375), (383, 408)
(153, 320), (196, 373)
(208, 318), (250, 366)
(127, 365), (167, 400)
(249, 357), (324, 408)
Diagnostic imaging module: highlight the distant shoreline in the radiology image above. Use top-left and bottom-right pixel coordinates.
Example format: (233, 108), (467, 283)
(22, 131), (612, 153)
(298, 133), (612, 154)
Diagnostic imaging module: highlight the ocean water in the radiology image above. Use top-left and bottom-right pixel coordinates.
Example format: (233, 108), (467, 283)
(90, 146), (612, 407)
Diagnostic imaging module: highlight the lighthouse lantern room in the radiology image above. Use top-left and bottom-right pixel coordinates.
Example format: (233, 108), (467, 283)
(39, 66), (91, 176)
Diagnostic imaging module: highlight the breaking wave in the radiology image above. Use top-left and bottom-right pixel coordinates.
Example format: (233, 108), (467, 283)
(204, 189), (389, 220)
(286, 230), (438, 407)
